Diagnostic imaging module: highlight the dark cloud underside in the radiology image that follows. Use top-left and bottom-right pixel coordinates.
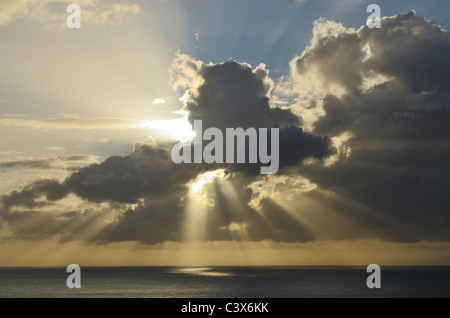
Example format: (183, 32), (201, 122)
(1, 12), (450, 244)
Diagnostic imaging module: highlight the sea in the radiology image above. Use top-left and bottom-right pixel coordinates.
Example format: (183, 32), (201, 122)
(0, 266), (449, 298)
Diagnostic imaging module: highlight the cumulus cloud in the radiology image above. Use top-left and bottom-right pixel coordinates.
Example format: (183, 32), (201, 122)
(2, 12), (449, 245)
(0, 142), (199, 244)
(65, 141), (202, 203)
(170, 53), (333, 173)
(0, 51), (333, 244)
(289, 12), (450, 242)
(1, 179), (70, 211)
(171, 54), (299, 130)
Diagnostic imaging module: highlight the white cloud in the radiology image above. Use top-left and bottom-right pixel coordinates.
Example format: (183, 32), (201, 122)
(247, 175), (317, 212)
(169, 52), (204, 91)
(152, 98), (166, 105)
(220, 222), (248, 232)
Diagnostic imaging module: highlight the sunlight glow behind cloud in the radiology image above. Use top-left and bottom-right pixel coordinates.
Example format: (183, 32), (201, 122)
(137, 117), (195, 142)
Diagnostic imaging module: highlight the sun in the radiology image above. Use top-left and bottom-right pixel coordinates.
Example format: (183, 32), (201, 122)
(137, 115), (195, 142)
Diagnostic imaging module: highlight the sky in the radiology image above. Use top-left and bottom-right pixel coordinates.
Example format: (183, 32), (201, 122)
(1, 0), (450, 266)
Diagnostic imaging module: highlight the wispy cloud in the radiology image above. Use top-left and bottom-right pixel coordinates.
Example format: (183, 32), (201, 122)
(1, 113), (28, 117)
(45, 146), (67, 152)
(0, 154), (98, 170)
(0, 150), (23, 156)
(0, 117), (140, 129)
(0, 0), (140, 28)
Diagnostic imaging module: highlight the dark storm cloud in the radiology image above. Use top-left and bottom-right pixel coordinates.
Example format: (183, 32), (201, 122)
(0, 142), (202, 243)
(103, 198), (185, 244)
(185, 60), (300, 130)
(174, 56), (333, 173)
(295, 31), (363, 92)
(294, 12), (450, 95)
(65, 143), (182, 203)
(0, 55), (331, 244)
(1, 179), (69, 211)
(278, 126), (332, 167)
(293, 12), (450, 242)
(359, 12), (450, 93)
(2, 12), (449, 245)
(0, 135), (329, 244)
(231, 126), (333, 175)
(1, 142), (205, 209)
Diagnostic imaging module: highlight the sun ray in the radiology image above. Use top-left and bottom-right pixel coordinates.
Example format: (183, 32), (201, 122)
(182, 169), (227, 243)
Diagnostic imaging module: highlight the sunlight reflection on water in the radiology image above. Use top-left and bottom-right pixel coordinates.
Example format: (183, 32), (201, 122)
(171, 267), (235, 277)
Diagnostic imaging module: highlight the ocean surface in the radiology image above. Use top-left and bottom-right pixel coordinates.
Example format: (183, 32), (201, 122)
(0, 266), (449, 298)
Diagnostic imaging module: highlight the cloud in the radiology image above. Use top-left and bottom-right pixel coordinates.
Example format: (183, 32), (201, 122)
(170, 53), (333, 173)
(0, 53), (334, 243)
(0, 0), (140, 28)
(45, 146), (67, 151)
(0, 141), (209, 244)
(172, 54), (300, 130)
(0, 0), (27, 25)
(1, 141), (200, 202)
(84, 3), (140, 27)
(220, 221), (248, 232)
(0, 151), (22, 156)
(64, 141), (201, 204)
(0, 154), (98, 170)
(1, 179), (70, 210)
(2, 238), (450, 266)
(288, 12), (450, 242)
(247, 175), (317, 212)
(1, 113), (27, 117)
(2, 12), (450, 246)
(0, 117), (140, 129)
(152, 98), (166, 105)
